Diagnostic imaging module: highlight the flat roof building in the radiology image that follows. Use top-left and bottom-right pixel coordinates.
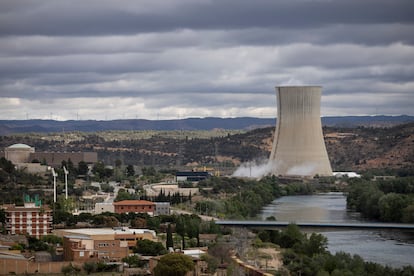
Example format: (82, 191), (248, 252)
(2, 202), (53, 239)
(2, 143), (97, 169)
(55, 227), (157, 259)
(176, 171), (210, 182)
(113, 200), (156, 216)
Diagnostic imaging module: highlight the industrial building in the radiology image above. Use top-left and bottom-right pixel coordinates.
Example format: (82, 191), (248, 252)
(175, 171), (211, 182)
(269, 86), (333, 177)
(1, 143), (97, 170)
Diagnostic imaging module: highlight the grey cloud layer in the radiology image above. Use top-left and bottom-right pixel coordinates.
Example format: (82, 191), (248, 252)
(0, 0), (413, 119)
(1, 0), (413, 36)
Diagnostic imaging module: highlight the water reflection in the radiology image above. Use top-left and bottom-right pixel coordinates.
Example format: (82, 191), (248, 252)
(261, 192), (357, 222)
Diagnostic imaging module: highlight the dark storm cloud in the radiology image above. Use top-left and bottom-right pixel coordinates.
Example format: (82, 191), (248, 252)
(0, 0), (413, 119)
(1, 0), (413, 36)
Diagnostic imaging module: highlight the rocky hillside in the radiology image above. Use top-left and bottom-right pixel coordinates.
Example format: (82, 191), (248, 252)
(0, 123), (413, 172)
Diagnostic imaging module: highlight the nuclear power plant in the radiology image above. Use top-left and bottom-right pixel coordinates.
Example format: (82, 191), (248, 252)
(269, 86), (332, 177)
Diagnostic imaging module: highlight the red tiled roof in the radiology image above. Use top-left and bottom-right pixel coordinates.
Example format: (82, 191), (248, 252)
(113, 200), (155, 206)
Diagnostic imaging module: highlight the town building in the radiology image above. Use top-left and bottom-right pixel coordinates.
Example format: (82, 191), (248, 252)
(154, 202), (170, 216)
(144, 183), (198, 197)
(2, 201), (53, 238)
(113, 200), (156, 215)
(175, 171), (210, 182)
(56, 227), (157, 261)
(63, 235), (128, 262)
(94, 202), (115, 214)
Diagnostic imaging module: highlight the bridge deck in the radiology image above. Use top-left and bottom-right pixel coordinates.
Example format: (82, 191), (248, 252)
(215, 220), (414, 230)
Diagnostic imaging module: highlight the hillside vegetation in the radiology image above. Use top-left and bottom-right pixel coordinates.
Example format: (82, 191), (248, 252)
(0, 123), (413, 172)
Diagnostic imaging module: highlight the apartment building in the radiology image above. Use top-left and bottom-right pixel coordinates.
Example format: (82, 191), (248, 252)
(2, 202), (53, 238)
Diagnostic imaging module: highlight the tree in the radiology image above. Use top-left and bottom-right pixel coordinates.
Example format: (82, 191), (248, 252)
(175, 216), (186, 249)
(78, 161), (89, 175)
(142, 166), (156, 176)
(27, 236), (49, 251)
(61, 263), (81, 275)
(0, 157), (14, 174)
(41, 235), (63, 245)
(134, 239), (167, 256)
(0, 209), (5, 225)
(208, 242), (231, 264)
(378, 193), (408, 222)
(115, 159), (122, 168)
(166, 223), (174, 249)
(295, 233), (328, 257)
(126, 164), (135, 177)
(122, 255), (145, 268)
(278, 223), (305, 248)
(186, 216), (200, 247)
(83, 262), (97, 274)
(92, 162), (105, 179)
(153, 253), (195, 276)
(402, 204), (414, 223)
(115, 188), (137, 201)
(131, 217), (147, 228)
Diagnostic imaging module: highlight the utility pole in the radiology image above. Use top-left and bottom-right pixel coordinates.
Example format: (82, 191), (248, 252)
(63, 166), (69, 199)
(51, 168), (58, 203)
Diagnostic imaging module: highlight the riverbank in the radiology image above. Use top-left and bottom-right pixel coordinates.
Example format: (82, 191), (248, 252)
(260, 193), (414, 268)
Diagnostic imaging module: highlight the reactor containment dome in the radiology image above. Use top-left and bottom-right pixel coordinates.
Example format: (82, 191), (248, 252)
(269, 86), (333, 177)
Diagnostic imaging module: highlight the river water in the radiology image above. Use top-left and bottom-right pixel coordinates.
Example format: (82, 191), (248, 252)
(260, 192), (414, 268)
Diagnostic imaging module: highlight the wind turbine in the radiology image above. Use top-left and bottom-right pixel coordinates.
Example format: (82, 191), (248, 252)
(63, 166), (69, 199)
(51, 168), (58, 203)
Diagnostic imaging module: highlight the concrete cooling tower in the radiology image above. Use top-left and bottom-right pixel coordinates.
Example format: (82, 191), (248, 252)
(269, 86), (332, 177)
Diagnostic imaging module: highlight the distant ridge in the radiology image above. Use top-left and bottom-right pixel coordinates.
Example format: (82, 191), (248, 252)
(0, 115), (413, 135)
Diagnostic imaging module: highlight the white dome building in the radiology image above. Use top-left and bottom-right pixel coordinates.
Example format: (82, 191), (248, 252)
(4, 143), (35, 164)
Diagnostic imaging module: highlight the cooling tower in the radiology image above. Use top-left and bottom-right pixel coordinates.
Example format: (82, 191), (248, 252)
(269, 86), (332, 177)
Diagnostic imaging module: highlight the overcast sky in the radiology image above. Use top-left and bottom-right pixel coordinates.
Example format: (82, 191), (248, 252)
(0, 0), (413, 120)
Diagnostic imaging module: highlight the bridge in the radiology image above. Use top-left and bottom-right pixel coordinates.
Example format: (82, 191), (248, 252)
(215, 220), (414, 231)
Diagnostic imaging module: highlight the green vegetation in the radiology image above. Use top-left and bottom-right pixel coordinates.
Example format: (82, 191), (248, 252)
(25, 235), (63, 252)
(347, 177), (414, 222)
(154, 253), (195, 276)
(133, 239), (167, 256)
(0, 157), (47, 205)
(121, 255), (146, 268)
(61, 263), (81, 275)
(197, 176), (313, 219)
(257, 224), (414, 276)
(166, 223), (174, 249)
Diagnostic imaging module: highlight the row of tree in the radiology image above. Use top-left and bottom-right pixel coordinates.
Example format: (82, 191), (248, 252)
(197, 175), (313, 219)
(346, 177), (414, 222)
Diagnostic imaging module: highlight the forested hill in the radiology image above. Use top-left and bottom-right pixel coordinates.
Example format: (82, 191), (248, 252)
(0, 115), (413, 135)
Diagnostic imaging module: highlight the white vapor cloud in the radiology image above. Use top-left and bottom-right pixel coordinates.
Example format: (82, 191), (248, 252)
(232, 159), (273, 179)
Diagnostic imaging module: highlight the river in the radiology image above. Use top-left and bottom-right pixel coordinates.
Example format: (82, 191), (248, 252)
(260, 192), (414, 268)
